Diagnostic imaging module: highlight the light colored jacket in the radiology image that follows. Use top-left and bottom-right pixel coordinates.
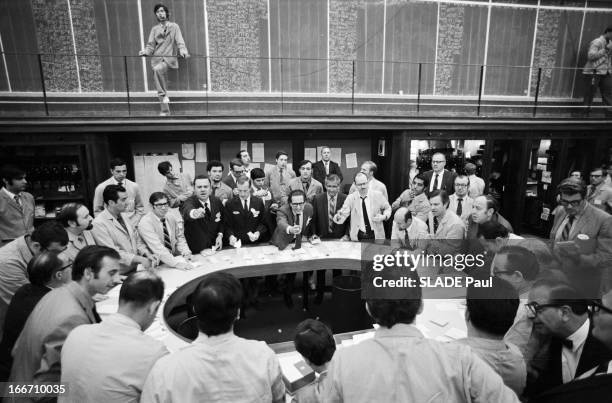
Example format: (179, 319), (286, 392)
(93, 177), (145, 224)
(286, 177), (324, 204)
(137, 212), (191, 267)
(336, 189), (391, 240)
(583, 35), (611, 75)
(426, 210), (466, 255)
(0, 189), (34, 243)
(91, 209), (148, 269)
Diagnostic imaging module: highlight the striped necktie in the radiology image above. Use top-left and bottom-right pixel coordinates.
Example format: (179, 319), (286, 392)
(328, 196), (336, 232)
(160, 217), (172, 252)
(561, 215), (575, 241)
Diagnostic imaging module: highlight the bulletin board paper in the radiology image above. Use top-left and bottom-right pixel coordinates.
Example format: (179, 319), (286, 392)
(182, 159), (196, 182)
(304, 148), (317, 163)
(182, 144), (194, 160)
(252, 143), (265, 162)
(195, 143), (207, 163)
(331, 148), (342, 165)
(345, 153), (358, 169)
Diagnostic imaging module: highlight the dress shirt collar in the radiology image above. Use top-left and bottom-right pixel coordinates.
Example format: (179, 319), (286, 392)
(301, 177), (311, 184)
(461, 337), (507, 352)
(194, 331), (236, 346)
(2, 187), (18, 199)
(109, 177), (126, 186)
(240, 196), (251, 206)
(565, 318), (589, 353)
(375, 323), (423, 339)
(199, 198), (210, 208)
(106, 312), (143, 331)
(327, 193), (337, 202)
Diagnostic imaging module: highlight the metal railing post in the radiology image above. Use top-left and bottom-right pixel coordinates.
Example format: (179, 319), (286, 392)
(280, 58), (284, 114)
(37, 54), (49, 116)
(533, 67), (542, 118)
(205, 56), (209, 116)
(477, 65), (484, 116)
(351, 60), (355, 115)
(123, 56), (131, 116)
(417, 63), (422, 113)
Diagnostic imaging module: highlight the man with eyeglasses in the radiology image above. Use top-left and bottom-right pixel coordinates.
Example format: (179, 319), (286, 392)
(524, 279), (612, 397)
(422, 152), (457, 197)
(349, 161), (388, 201)
(532, 290), (612, 402)
(138, 192), (193, 270)
(449, 175), (474, 224)
(223, 158), (246, 194)
(586, 167), (612, 214)
(550, 178), (612, 275)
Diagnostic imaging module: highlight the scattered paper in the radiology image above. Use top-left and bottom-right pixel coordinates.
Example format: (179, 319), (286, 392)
(252, 143), (265, 162)
(195, 142), (207, 162)
(182, 143), (195, 159)
(435, 302), (459, 312)
(182, 160), (195, 182)
(445, 327), (467, 340)
(352, 331), (375, 344)
(240, 141), (248, 151)
(233, 239), (242, 249)
(415, 323), (431, 336)
(341, 339), (355, 347)
(331, 148), (342, 164)
(304, 148), (317, 163)
(345, 153), (358, 169)
(430, 318), (449, 327)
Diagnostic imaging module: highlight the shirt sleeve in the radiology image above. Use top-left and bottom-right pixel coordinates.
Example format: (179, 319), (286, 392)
(466, 352), (520, 403)
(268, 353), (286, 403)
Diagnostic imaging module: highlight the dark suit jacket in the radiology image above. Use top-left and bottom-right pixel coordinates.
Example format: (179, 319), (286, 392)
(312, 192), (349, 239)
(0, 284), (50, 381)
(0, 190), (35, 243)
(422, 169), (457, 196)
(181, 195), (224, 254)
(223, 196), (267, 244)
(533, 371), (612, 403)
(270, 203), (314, 250)
(222, 175), (238, 189)
(312, 160), (343, 186)
(530, 322), (612, 396)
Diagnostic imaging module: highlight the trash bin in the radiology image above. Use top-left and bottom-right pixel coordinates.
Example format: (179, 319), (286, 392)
(331, 275), (370, 333)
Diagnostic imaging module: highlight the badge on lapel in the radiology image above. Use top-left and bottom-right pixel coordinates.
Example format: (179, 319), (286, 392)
(233, 211), (241, 215)
(251, 208), (260, 218)
(215, 212), (221, 222)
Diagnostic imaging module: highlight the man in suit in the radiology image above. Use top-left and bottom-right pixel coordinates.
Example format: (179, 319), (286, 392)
(586, 167), (612, 214)
(391, 175), (431, 222)
(335, 172), (391, 241)
(466, 162), (485, 198)
(222, 158), (246, 192)
(0, 164), (35, 245)
(181, 175), (224, 254)
(425, 190), (466, 256)
(271, 190), (314, 308)
(138, 192), (194, 270)
(91, 185), (155, 274)
(0, 251), (72, 382)
(422, 152), (457, 197)
(312, 146), (343, 185)
(56, 202), (97, 262)
(467, 195), (514, 241)
(158, 160), (193, 209)
(349, 161), (388, 200)
(525, 279), (612, 396)
(251, 167), (278, 239)
(0, 221), (68, 336)
(208, 160), (233, 205)
(237, 149), (252, 178)
(286, 160), (324, 204)
(550, 178), (612, 276)
(93, 158), (145, 224)
(9, 246), (122, 385)
(390, 207), (429, 250)
(449, 175), (474, 224)
(265, 151), (296, 204)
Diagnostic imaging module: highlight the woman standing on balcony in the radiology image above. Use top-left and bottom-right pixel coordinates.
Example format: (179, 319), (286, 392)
(139, 4), (190, 116)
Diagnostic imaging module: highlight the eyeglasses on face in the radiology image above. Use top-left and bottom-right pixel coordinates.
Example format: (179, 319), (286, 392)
(525, 301), (561, 315)
(153, 202), (169, 208)
(589, 300), (612, 315)
(291, 202), (305, 207)
(558, 199), (582, 207)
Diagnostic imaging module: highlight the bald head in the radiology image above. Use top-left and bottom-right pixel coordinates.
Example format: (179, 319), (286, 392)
(431, 153), (446, 173)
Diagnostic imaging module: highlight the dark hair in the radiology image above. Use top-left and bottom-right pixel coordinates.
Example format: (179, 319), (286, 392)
(484, 195), (499, 212)
(102, 184), (127, 205)
(72, 245), (120, 281)
(153, 3), (169, 16)
(27, 250), (65, 286)
(30, 221), (68, 249)
(429, 190), (450, 207)
(236, 149), (248, 159)
(464, 163), (477, 175)
(109, 158), (126, 170)
(294, 319), (336, 366)
(275, 151), (288, 160)
(557, 178), (587, 199)
(229, 158), (243, 171)
(207, 160), (224, 172)
(236, 176), (250, 186)
(157, 161), (172, 176)
(325, 174), (341, 185)
(477, 221), (509, 240)
(297, 160), (312, 170)
(288, 189), (306, 204)
(455, 175), (470, 187)
(605, 26), (612, 34)
(496, 245), (539, 281)
(366, 267), (421, 328)
(119, 271), (165, 307)
(531, 279), (588, 315)
(0, 165), (26, 187)
(149, 191), (167, 205)
(413, 175), (425, 185)
(194, 175), (212, 186)
(56, 202), (85, 228)
(193, 272), (243, 336)
(466, 276), (519, 336)
(250, 168), (265, 180)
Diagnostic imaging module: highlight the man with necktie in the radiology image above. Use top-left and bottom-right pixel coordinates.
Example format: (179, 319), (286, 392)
(93, 158), (145, 224)
(265, 151), (296, 204)
(448, 175), (474, 225)
(425, 190), (466, 256)
(207, 160), (233, 205)
(312, 146), (343, 185)
(422, 153), (457, 197)
(181, 175), (224, 254)
(0, 165), (34, 246)
(287, 160), (324, 204)
(138, 192), (193, 270)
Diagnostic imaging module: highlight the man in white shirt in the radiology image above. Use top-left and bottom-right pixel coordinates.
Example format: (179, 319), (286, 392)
(236, 149), (252, 178)
(60, 271), (168, 403)
(138, 192), (193, 270)
(449, 175), (474, 224)
(141, 272), (285, 402)
(322, 266), (519, 402)
(93, 158), (145, 224)
(349, 161), (388, 200)
(466, 162), (485, 198)
(56, 202), (96, 262)
(390, 207), (428, 250)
